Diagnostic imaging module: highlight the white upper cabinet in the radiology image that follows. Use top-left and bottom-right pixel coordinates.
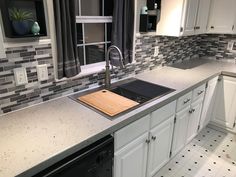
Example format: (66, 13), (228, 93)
(0, 25), (6, 58)
(207, 0), (236, 34)
(195, 0), (211, 35)
(156, 0), (210, 36)
(181, 0), (199, 36)
(156, 0), (184, 36)
(212, 76), (236, 129)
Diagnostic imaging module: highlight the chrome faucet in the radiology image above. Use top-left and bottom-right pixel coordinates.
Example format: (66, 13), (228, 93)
(105, 45), (125, 89)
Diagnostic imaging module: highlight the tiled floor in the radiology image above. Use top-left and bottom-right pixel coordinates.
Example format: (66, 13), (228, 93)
(154, 127), (236, 177)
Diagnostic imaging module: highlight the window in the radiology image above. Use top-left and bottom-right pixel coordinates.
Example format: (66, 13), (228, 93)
(76, 0), (114, 66)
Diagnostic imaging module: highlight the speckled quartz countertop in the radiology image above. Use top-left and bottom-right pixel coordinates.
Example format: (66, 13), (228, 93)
(1, 59), (236, 177)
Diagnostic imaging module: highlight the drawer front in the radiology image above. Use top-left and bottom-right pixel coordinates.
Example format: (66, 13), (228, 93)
(177, 91), (192, 112)
(193, 84), (206, 101)
(151, 101), (176, 128)
(114, 115), (150, 151)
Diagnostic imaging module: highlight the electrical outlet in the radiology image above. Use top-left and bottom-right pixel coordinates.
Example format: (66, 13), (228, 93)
(227, 40), (236, 53)
(37, 64), (48, 81)
(14, 67), (28, 86)
(227, 41), (234, 51)
(154, 46), (159, 57)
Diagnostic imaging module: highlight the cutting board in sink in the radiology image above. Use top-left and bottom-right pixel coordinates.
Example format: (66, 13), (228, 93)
(78, 89), (139, 117)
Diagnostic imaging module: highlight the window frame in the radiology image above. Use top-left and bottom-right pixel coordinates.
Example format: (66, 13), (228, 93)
(76, 0), (113, 66)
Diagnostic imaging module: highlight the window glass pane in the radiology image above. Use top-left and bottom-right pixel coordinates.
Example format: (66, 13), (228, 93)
(76, 24), (83, 44)
(78, 47), (85, 65)
(85, 44), (105, 64)
(107, 23), (112, 41)
(104, 0), (114, 16)
(81, 0), (102, 16)
(84, 23), (105, 43)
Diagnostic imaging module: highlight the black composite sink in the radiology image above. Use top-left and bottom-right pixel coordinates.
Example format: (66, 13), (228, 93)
(111, 79), (175, 104)
(69, 78), (175, 119)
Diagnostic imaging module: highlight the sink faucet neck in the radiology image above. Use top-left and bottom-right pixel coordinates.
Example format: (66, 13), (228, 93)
(105, 45), (124, 89)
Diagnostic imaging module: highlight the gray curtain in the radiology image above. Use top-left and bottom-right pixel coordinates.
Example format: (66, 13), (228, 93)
(111, 0), (135, 66)
(54, 0), (81, 79)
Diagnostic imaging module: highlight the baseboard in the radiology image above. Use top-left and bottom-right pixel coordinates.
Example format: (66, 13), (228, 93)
(208, 122), (236, 135)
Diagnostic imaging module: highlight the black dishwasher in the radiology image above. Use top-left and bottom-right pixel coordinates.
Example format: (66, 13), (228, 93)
(34, 135), (114, 177)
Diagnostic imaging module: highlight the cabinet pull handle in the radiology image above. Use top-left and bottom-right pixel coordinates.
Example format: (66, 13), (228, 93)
(184, 98), (190, 104)
(146, 139), (150, 144)
(151, 136), (156, 141)
(197, 91), (204, 95)
(211, 26), (214, 29)
(189, 108), (195, 114)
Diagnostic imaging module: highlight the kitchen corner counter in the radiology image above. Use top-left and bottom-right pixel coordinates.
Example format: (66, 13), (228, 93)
(1, 59), (236, 177)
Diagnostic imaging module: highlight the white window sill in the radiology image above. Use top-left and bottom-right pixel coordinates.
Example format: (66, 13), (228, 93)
(55, 61), (106, 82)
(4, 38), (51, 48)
(55, 59), (137, 82)
(80, 62), (106, 77)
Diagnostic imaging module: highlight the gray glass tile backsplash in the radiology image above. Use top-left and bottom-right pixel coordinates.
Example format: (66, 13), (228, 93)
(0, 34), (235, 115)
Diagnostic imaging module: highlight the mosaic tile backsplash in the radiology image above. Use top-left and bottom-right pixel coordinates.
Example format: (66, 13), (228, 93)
(199, 34), (236, 59)
(0, 34), (236, 115)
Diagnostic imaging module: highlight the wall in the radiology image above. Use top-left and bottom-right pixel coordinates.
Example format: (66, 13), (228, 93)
(198, 34), (236, 59)
(0, 34), (201, 115)
(1, 32), (236, 115)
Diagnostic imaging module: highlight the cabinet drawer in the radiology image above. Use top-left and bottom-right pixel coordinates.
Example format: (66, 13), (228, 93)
(193, 84), (206, 101)
(177, 91), (192, 112)
(114, 115), (150, 151)
(151, 101), (176, 128)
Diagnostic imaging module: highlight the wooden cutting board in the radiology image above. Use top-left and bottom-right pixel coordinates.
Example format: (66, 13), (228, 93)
(78, 89), (139, 116)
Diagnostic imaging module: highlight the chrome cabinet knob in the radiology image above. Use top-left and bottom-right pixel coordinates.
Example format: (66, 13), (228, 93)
(189, 108), (195, 114)
(197, 91), (204, 95)
(184, 98), (191, 104)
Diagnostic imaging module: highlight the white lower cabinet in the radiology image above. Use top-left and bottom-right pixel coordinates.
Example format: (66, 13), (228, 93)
(171, 106), (190, 156)
(172, 84), (205, 156)
(147, 116), (175, 177)
(114, 82), (209, 177)
(114, 133), (149, 177)
(114, 101), (176, 177)
(200, 77), (219, 130)
(186, 99), (203, 143)
(211, 76), (236, 129)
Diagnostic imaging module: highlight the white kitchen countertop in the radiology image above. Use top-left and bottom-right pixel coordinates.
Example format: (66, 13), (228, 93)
(0, 58), (236, 177)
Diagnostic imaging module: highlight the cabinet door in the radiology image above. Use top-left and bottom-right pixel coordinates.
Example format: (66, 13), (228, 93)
(195, 0), (211, 35)
(171, 106), (190, 156)
(207, 0), (236, 34)
(156, 0), (185, 36)
(186, 99), (203, 143)
(0, 25), (5, 58)
(181, 0), (199, 36)
(200, 77), (218, 130)
(147, 116), (174, 177)
(212, 77), (236, 129)
(114, 133), (149, 177)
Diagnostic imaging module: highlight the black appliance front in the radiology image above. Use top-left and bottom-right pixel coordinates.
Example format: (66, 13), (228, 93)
(33, 135), (114, 177)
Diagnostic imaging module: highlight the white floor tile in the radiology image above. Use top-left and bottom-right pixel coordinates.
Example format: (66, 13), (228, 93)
(153, 126), (236, 177)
